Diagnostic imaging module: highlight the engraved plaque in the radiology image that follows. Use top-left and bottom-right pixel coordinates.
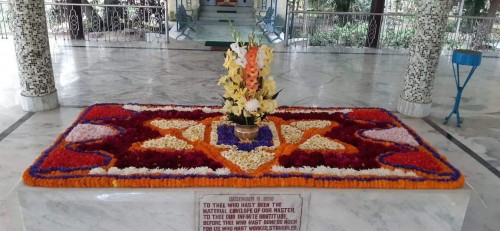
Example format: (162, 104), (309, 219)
(196, 193), (309, 231)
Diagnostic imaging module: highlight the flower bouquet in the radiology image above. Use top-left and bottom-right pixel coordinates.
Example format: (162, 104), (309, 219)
(218, 33), (280, 140)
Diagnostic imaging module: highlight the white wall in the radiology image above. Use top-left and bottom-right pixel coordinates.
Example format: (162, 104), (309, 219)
(276, 0), (287, 23)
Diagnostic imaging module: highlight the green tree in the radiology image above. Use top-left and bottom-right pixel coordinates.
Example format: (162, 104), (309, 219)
(335, 0), (354, 12)
(307, 0), (356, 11)
(471, 0), (499, 49)
(462, 0), (499, 16)
(486, 0), (500, 17)
(464, 0), (487, 16)
(307, 0), (335, 10)
(352, 0), (372, 12)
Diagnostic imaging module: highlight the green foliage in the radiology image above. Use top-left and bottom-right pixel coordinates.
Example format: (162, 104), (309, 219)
(308, 0), (336, 10)
(444, 20), (456, 33)
(444, 18), (479, 34)
(228, 114), (256, 126)
(309, 22), (368, 47)
(443, 37), (464, 50)
(351, 0), (372, 12)
(295, 0), (499, 50)
(309, 30), (331, 46)
(307, 0), (356, 11)
(485, 34), (500, 51)
(335, 0), (355, 12)
(382, 28), (414, 48)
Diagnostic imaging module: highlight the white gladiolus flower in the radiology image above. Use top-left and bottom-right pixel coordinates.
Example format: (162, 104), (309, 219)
(230, 43), (247, 57)
(245, 99), (260, 112)
(230, 43), (248, 68)
(235, 57), (248, 67)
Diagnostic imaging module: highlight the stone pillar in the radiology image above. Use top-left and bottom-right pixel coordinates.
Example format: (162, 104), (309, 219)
(10, 0), (59, 112)
(397, 0), (452, 117)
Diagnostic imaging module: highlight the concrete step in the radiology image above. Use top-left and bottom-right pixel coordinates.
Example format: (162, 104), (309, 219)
(198, 16), (255, 22)
(198, 12), (254, 19)
(197, 18), (256, 26)
(198, 7), (256, 24)
(199, 6), (254, 13)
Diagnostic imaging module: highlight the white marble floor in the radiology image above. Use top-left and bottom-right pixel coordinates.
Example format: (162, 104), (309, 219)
(0, 38), (499, 230)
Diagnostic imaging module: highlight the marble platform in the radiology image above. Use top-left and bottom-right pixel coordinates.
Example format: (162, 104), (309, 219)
(16, 184), (471, 231)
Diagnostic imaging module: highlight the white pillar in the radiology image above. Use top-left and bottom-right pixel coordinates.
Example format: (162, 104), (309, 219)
(397, 0), (452, 117)
(10, 0), (59, 112)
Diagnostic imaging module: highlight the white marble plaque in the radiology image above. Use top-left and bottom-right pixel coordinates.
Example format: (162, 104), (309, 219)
(196, 193), (309, 231)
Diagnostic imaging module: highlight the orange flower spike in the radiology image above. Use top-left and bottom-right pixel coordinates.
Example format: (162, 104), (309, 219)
(244, 46), (260, 92)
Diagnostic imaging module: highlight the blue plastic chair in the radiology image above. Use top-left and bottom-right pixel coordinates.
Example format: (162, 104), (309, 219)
(444, 49), (482, 127)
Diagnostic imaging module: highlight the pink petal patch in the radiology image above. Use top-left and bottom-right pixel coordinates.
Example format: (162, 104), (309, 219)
(362, 127), (419, 147)
(66, 124), (119, 143)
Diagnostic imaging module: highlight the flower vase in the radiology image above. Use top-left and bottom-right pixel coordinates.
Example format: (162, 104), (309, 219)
(234, 124), (259, 141)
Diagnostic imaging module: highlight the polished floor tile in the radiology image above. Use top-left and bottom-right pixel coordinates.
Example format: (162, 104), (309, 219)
(0, 38), (499, 230)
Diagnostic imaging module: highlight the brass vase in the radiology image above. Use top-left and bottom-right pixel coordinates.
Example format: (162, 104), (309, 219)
(234, 124), (259, 141)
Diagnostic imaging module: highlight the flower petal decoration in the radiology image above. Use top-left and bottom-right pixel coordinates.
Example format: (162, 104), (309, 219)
(141, 135), (194, 150)
(65, 124), (120, 143)
(23, 104), (464, 189)
(81, 104), (135, 120)
(347, 109), (396, 123)
(182, 124), (206, 142)
(91, 166), (231, 176)
(221, 149), (275, 172)
(272, 165), (417, 177)
(290, 120), (331, 131)
(362, 127), (419, 147)
(299, 135), (345, 151)
(39, 148), (109, 172)
(378, 151), (452, 174)
(281, 125), (304, 144)
(150, 119), (198, 130)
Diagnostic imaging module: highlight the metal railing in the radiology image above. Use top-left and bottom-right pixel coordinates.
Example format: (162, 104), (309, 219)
(0, 1), (169, 43)
(445, 15), (499, 51)
(286, 10), (500, 52)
